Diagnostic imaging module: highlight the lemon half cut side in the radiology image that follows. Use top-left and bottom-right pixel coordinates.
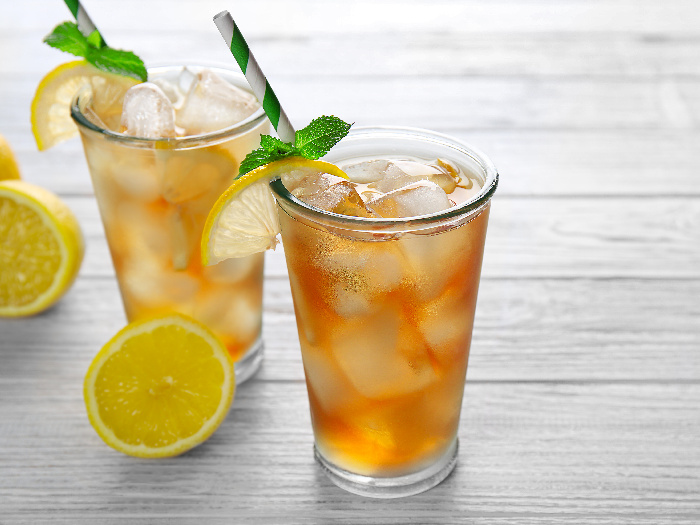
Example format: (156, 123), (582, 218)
(84, 313), (236, 458)
(0, 180), (84, 317)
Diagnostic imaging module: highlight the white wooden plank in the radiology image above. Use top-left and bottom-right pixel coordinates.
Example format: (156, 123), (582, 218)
(5, 32), (700, 78)
(1, 277), (698, 382)
(4, 76), (698, 132)
(7, 0), (700, 35)
(0, 381), (698, 522)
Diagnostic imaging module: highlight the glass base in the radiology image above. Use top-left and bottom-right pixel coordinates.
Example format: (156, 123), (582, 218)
(233, 336), (263, 384)
(314, 438), (459, 499)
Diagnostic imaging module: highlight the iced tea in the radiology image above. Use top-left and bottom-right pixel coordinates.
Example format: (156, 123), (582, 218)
(72, 66), (270, 381)
(271, 127), (498, 496)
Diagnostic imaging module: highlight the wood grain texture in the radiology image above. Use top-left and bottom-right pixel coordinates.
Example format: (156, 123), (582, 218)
(0, 381), (699, 523)
(2, 275), (699, 383)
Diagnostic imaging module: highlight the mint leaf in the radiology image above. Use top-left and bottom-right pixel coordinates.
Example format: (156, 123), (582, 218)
(43, 20), (147, 82)
(86, 47), (147, 82)
(86, 29), (105, 50)
(237, 116), (352, 178)
(294, 116), (352, 160)
(238, 148), (291, 177)
(43, 22), (89, 57)
(260, 135), (294, 154)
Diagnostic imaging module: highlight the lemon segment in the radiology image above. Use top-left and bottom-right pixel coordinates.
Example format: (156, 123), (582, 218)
(0, 135), (21, 180)
(202, 157), (348, 265)
(0, 180), (84, 317)
(31, 60), (138, 151)
(84, 313), (235, 458)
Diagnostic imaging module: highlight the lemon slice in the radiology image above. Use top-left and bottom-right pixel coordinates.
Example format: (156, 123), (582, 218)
(84, 313), (235, 458)
(201, 157), (348, 264)
(31, 60), (138, 151)
(0, 134), (21, 180)
(0, 180), (84, 317)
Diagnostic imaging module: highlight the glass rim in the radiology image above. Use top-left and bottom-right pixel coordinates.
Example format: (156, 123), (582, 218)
(70, 64), (268, 147)
(270, 126), (499, 228)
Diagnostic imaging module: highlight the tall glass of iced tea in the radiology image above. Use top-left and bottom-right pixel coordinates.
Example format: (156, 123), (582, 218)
(270, 127), (498, 497)
(71, 65), (270, 383)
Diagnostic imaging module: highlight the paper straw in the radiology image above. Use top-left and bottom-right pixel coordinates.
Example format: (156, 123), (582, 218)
(213, 11), (295, 143)
(63, 0), (107, 47)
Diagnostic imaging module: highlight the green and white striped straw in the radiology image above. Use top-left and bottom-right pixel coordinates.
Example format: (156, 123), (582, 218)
(213, 10), (295, 143)
(63, 0), (107, 47)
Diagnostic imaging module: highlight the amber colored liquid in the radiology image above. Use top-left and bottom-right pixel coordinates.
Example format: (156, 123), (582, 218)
(280, 204), (490, 476)
(78, 121), (268, 361)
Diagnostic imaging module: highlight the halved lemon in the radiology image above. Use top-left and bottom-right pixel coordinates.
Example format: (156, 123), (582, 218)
(201, 157), (348, 264)
(84, 313), (235, 458)
(31, 60), (138, 151)
(0, 134), (21, 180)
(0, 180), (84, 317)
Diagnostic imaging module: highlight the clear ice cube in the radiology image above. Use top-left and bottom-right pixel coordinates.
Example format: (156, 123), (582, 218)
(370, 160), (458, 194)
(329, 309), (437, 399)
(176, 70), (259, 134)
(120, 83), (176, 138)
(366, 180), (451, 218)
(304, 180), (373, 217)
(343, 159), (391, 184)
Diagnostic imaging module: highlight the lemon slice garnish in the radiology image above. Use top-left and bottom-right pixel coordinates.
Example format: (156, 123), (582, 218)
(201, 157), (348, 264)
(31, 60), (138, 151)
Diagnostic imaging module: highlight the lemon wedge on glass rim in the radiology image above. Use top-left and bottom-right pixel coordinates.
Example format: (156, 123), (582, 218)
(201, 157), (348, 265)
(31, 60), (138, 151)
(84, 313), (235, 458)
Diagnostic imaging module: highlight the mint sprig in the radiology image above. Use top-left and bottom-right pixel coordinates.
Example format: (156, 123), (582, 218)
(238, 116), (352, 177)
(43, 22), (147, 82)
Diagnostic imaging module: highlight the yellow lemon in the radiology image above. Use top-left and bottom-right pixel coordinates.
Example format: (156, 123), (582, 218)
(84, 313), (235, 458)
(201, 157), (348, 264)
(31, 60), (138, 151)
(0, 134), (21, 180)
(0, 180), (84, 317)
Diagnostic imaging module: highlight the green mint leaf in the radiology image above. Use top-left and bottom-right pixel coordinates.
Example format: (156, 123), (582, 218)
(294, 115), (352, 160)
(86, 47), (148, 82)
(237, 116), (352, 177)
(238, 148), (292, 177)
(86, 29), (105, 49)
(260, 135), (294, 155)
(43, 22), (89, 58)
(43, 20), (147, 82)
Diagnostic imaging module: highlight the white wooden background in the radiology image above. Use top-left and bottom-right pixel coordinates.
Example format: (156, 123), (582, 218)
(2, 0), (700, 522)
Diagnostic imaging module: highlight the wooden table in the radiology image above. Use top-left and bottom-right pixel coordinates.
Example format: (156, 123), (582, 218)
(2, 1), (699, 522)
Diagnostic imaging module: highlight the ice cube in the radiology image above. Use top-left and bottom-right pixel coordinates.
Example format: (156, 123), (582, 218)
(201, 253), (262, 284)
(283, 171), (343, 198)
(119, 255), (199, 312)
(320, 244), (404, 300)
(120, 83), (176, 138)
(176, 70), (259, 134)
(330, 308), (437, 399)
(302, 345), (360, 413)
(304, 180), (374, 217)
(150, 67), (197, 109)
(370, 160), (458, 194)
(417, 288), (472, 363)
(194, 287), (261, 343)
(343, 159), (392, 184)
(366, 180), (451, 218)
